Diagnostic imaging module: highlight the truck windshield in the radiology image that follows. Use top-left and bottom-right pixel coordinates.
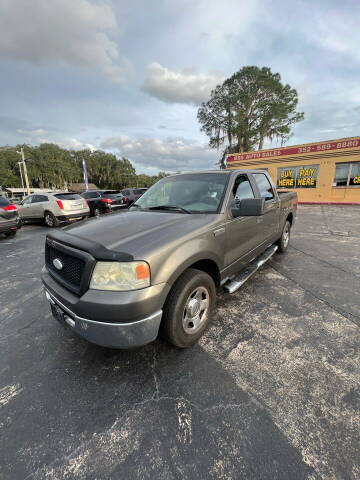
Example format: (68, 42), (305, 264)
(132, 173), (228, 213)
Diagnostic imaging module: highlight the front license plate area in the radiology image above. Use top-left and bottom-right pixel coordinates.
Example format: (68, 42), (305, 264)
(51, 303), (67, 327)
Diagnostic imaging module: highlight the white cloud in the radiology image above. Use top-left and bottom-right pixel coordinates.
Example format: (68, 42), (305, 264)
(101, 135), (219, 171)
(142, 62), (223, 105)
(59, 138), (96, 151)
(0, 0), (131, 83)
(11, 125), (95, 151)
(30, 133), (96, 151)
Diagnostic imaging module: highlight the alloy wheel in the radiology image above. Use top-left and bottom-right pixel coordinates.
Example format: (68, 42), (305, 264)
(283, 223), (290, 248)
(182, 286), (210, 334)
(45, 214), (53, 227)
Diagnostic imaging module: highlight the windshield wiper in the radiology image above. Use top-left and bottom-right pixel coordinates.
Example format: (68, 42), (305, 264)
(148, 205), (191, 214)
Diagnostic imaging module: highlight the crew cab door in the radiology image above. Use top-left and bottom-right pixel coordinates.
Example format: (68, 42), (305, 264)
(251, 173), (280, 242)
(225, 174), (261, 268)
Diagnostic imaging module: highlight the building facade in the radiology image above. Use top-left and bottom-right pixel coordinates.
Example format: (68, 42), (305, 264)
(226, 136), (360, 204)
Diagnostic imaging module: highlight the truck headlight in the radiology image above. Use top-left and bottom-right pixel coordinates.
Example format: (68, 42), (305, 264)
(90, 261), (150, 291)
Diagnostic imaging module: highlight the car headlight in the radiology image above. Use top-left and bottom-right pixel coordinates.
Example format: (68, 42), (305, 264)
(90, 261), (150, 291)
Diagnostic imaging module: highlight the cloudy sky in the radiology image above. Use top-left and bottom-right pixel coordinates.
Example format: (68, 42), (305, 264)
(0, 0), (359, 174)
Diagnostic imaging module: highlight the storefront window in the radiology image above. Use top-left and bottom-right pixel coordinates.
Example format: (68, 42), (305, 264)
(333, 163), (350, 186)
(333, 162), (360, 187)
(349, 162), (360, 186)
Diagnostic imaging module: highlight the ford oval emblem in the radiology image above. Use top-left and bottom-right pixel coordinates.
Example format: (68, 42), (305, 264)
(53, 258), (63, 270)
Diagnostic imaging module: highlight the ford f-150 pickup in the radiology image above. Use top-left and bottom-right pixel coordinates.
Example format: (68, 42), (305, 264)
(41, 170), (297, 348)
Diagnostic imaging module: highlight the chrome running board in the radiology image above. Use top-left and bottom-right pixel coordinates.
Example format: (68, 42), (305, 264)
(224, 245), (278, 294)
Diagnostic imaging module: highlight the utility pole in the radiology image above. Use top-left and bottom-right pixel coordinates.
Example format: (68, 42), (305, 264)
(17, 146), (31, 196)
(17, 162), (25, 196)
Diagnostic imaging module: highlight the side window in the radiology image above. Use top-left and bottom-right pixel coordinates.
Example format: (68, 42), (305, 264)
(36, 195), (48, 202)
(123, 190), (130, 196)
(22, 195), (34, 204)
(232, 175), (255, 202)
(253, 174), (274, 201)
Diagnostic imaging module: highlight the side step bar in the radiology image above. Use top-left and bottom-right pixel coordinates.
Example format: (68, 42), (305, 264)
(224, 245), (278, 294)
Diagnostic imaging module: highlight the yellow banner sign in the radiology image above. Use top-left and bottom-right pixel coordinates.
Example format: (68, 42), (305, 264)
(277, 165), (319, 189)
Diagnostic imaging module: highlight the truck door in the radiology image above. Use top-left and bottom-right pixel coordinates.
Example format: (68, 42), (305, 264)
(252, 173), (280, 242)
(225, 174), (261, 268)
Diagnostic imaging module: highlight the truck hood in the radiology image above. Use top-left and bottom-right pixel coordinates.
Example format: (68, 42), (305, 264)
(58, 210), (218, 259)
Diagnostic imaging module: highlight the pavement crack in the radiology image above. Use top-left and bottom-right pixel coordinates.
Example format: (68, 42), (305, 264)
(151, 345), (160, 400)
(269, 263), (360, 327)
(289, 244), (360, 279)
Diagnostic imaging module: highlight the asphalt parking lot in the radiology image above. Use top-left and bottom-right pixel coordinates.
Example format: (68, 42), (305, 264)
(0, 206), (359, 480)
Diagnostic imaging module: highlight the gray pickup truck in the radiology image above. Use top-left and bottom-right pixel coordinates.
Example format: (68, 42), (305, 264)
(41, 170), (297, 348)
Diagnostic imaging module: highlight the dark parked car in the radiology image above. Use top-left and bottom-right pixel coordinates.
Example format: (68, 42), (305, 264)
(81, 190), (127, 217)
(42, 170), (297, 349)
(120, 188), (146, 206)
(0, 196), (19, 237)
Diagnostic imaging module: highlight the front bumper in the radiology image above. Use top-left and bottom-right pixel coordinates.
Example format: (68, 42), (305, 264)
(41, 267), (169, 348)
(45, 289), (162, 348)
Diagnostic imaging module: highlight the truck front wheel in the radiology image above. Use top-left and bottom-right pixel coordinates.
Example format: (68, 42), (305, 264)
(160, 268), (216, 348)
(277, 220), (291, 253)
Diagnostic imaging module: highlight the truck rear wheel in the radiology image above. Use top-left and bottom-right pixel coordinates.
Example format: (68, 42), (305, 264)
(160, 268), (216, 348)
(277, 220), (291, 253)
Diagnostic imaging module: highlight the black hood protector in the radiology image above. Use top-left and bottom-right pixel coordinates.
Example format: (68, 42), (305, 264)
(46, 230), (134, 262)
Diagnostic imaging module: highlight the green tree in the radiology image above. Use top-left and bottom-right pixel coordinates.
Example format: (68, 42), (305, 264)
(198, 66), (304, 168)
(0, 143), (165, 192)
(0, 147), (23, 188)
(25, 143), (81, 189)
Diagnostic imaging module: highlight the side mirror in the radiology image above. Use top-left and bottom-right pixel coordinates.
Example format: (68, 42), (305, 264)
(231, 198), (265, 217)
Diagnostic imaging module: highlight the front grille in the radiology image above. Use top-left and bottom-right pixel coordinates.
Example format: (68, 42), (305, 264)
(45, 240), (89, 294)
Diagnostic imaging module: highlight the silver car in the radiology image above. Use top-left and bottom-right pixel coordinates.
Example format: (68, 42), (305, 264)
(19, 192), (90, 227)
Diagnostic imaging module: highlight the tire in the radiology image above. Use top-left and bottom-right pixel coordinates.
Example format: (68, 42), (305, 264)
(160, 268), (216, 348)
(277, 220), (291, 253)
(5, 230), (16, 237)
(44, 212), (59, 228)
